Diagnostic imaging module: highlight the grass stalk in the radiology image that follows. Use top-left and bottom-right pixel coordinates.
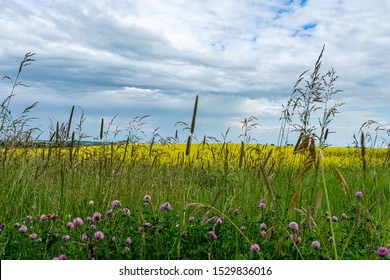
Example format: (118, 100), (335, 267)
(185, 95), (198, 157)
(319, 149), (338, 260)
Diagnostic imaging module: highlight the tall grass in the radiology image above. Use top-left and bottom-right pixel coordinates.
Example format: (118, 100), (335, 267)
(0, 52), (388, 260)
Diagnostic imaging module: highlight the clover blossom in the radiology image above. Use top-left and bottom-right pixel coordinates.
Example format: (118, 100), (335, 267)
(159, 202), (173, 212)
(66, 222), (75, 229)
(92, 212), (102, 223)
(94, 231), (104, 241)
(19, 226), (27, 233)
(259, 198), (266, 209)
(209, 231), (217, 240)
(250, 244), (260, 252)
(111, 200), (121, 208)
(29, 233), (38, 239)
(290, 234), (301, 244)
(377, 247), (389, 257)
(289, 221), (299, 231)
(73, 217), (84, 227)
(311, 241), (321, 249)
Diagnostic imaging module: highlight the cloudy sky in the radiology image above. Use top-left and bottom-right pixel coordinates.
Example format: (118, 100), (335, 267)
(0, 0), (389, 146)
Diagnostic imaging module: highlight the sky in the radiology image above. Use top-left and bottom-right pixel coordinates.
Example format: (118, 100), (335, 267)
(0, 0), (389, 146)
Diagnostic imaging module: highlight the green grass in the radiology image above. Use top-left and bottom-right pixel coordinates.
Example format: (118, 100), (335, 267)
(0, 143), (388, 260)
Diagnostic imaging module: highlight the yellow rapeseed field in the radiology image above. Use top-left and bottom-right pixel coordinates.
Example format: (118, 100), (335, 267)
(17, 143), (388, 169)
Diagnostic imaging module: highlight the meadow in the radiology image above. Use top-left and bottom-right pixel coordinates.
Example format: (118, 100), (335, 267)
(0, 51), (389, 260)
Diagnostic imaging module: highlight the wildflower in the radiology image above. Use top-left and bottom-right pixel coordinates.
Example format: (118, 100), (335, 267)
(63, 235), (70, 242)
(122, 208), (131, 216)
(240, 226), (246, 231)
(209, 231), (217, 240)
(52, 257), (59, 260)
(355, 191), (363, 198)
(215, 217), (223, 224)
(189, 216), (195, 222)
(250, 244), (260, 252)
(0, 223), (5, 230)
(82, 234), (90, 241)
(289, 221), (299, 231)
(14, 223), (20, 228)
(88, 200), (94, 207)
(40, 214), (47, 221)
(94, 231), (104, 241)
(143, 195), (152, 202)
(26, 215), (33, 222)
(73, 217), (83, 227)
(260, 223), (267, 230)
(124, 247), (130, 252)
(328, 237), (333, 242)
(259, 202), (266, 209)
(159, 202), (173, 212)
(259, 198), (266, 209)
(29, 233), (37, 239)
(19, 226), (27, 233)
(311, 241), (321, 249)
(290, 234), (301, 244)
(58, 254), (68, 260)
(66, 222), (75, 229)
(164, 202), (172, 211)
(341, 213), (347, 219)
(377, 247), (389, 257)
(110, 236), (116, 242)
(111, 200), (121, 208)
(90, 224), (96, 231)
(126, 237), (132, 244)
(107, 209), (114, 217)
(325, 211), (329, 217)
(332, 216), (338, 222)
(364, 245), (371, 250)
(92, 212), (102, 223)
(138, 226), (144, 233)
(233, 209), (239, 215)
(202, 213), (208, 223)
(86, 216), (92, 221)
(261, 231), (266, 238)
(145, 222), (153, 228)
(37, 238), (42, 242)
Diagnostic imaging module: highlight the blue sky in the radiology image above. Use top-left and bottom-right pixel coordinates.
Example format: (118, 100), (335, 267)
(0, 0), (389, 146)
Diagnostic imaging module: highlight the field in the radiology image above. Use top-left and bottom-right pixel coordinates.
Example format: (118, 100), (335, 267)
(0, 52), (389, 260)
(0, 141), (388, 260)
